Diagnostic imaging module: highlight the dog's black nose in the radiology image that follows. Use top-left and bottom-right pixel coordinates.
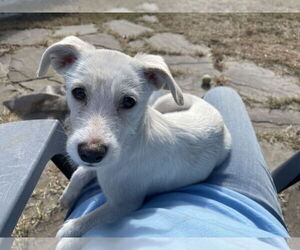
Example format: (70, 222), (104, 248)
(78, 141), (108, 164)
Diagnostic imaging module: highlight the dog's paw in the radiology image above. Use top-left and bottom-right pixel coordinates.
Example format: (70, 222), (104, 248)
(56, 219), (85, 238)
(60, 190), (76, 209)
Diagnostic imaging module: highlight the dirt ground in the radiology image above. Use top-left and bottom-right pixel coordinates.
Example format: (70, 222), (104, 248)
(0, 13), (299, 238)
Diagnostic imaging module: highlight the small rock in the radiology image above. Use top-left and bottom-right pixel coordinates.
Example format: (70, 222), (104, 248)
(105, 20), (153, 39)
(53, 24), (98, 37)
(0, 29), (51, 46)
(80, 33), (122, 50)
(201, 74), (212, 90)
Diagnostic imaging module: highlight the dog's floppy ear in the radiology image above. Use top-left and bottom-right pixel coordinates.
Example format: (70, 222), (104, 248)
(37, 36), (95, 77)
(135, 54), (184, 106)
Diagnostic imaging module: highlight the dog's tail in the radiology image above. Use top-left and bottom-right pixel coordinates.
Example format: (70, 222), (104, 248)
(152, 93), (194, 114)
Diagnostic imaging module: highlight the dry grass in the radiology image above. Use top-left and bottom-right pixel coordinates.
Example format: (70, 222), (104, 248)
(13, 163), (68, 237)
(2, 13), (298, 77)
(0, 45), (20, 57)
(158, 13), (300, 78)
(212, 74), (228, 86)
(267, 96), (300, 110)
(0, 108), (19, 124)
(240, 94), (262, 108)
(211, 47), (225, 71)
(257, 126), (300, 150)
(0, 13), (142, 31)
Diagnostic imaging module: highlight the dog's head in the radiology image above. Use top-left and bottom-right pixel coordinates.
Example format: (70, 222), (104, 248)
(38, 36), (183, 167)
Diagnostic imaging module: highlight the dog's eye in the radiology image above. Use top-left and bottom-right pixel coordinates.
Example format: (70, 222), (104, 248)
(72, 87), (86, 101)
(120, 96), (136, 109)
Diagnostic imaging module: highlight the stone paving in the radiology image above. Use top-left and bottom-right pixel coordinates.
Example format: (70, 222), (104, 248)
(105, 19), (153, 39)
(1, 0), (299, 12)
(0, 16), (299, 236)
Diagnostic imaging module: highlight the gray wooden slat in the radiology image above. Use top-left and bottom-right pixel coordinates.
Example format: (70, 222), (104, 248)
(0, 120), (67, 236)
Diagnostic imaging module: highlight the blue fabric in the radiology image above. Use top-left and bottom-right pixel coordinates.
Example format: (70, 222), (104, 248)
(203, 87), (285, 226)
(67, 183), (288, 237)
(82, 238), (288, 250)
(67, 183), (289, 248)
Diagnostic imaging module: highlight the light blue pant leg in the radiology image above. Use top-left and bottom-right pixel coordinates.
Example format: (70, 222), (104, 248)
(203, 87), (285, 227)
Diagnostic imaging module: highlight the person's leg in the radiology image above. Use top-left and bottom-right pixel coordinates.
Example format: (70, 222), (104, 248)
(203, 87), (285, 226)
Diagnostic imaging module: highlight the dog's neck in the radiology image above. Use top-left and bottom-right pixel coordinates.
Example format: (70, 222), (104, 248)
(144, 107), (175, 139)
(126, 106), (177, 152)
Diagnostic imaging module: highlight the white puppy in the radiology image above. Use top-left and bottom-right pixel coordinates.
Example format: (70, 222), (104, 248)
(37, 36), (231, 237)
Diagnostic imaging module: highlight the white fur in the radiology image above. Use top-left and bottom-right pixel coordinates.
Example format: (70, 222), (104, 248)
(37, 36), (231, 237)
